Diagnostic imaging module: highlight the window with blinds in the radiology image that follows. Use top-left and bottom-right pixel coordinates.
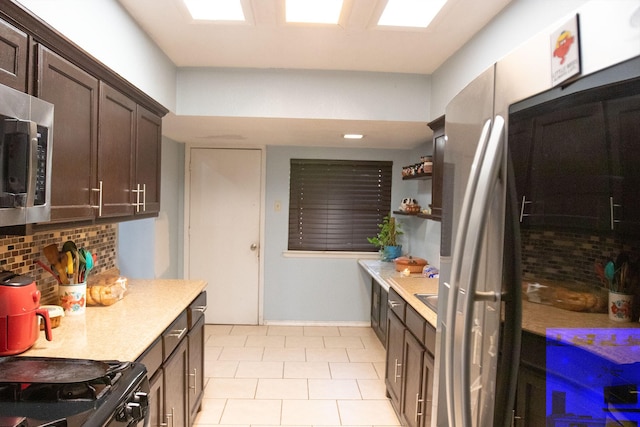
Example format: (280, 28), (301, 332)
(288, 159), (393, 252)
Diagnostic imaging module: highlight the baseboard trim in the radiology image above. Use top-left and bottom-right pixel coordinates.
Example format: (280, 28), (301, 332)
(262, 320), (372, 327)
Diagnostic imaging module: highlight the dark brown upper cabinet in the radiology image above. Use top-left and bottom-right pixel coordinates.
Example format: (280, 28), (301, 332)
(97, 82), (136, 219)
(135, 106), (162, 216)
(0, 17), (28, 92)
(36, 45), (99, 223)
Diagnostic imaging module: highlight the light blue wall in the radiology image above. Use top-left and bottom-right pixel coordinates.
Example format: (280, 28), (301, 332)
(118, 137), (185, 279)
(18, 0), (177, 110)
(264, 145), (431, 323)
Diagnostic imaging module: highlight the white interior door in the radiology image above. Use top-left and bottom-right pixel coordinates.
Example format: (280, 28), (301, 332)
(188, 148), (261, 324)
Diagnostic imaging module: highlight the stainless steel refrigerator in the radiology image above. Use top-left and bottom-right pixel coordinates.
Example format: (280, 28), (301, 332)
(433, 3), (640, 426)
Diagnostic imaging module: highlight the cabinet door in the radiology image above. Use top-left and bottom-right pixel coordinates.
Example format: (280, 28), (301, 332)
(529, 102), (609, 229)
(379, 287), (388, 348)
(148, 369), (164, 427)
(164, 338), (189, 427)
(508, 114), (536, 225)
(514, 365), (546, 427)
(385, 310), (405, 413)
(371, 280), (381, 339)
(0, 17), (28, 92)
(421, 351), (434, 427)
(36, 45), (98, 223)
(400, 330), (425, 427)
(430, 133), (445, 219)
(98, 82), (135, 218)
(187, 317), (205, 425)
(135, 106), (161, 215)
(607, 93), (640, 236)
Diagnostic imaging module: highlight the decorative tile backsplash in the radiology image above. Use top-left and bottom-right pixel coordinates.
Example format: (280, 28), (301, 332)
(521, 228), (640, 287)
(0, 225), (117, 304)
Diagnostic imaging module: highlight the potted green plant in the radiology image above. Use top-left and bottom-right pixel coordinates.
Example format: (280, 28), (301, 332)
(368, 215), (403, 261)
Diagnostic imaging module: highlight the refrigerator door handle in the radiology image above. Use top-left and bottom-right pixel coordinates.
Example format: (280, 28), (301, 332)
(444, 118), (493, 427)
(449, 115), (506, 427)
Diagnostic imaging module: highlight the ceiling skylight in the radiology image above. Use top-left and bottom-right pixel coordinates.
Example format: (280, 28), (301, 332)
(285, 0), (344, 24)
(184, 0), (246, 21)
(378, 0), (446, 28)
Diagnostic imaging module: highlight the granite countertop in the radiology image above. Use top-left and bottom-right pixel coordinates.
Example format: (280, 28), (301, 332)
(24, 279), (207, 361)
(359, 259), (640, 336)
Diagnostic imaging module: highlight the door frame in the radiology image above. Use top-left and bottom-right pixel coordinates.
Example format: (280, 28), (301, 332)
(183, 143), (266, 325)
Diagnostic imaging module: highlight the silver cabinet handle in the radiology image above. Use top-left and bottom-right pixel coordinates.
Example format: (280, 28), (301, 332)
(91, 180), (103, 217)
(133, 183), (141, 211)
(250, 243), (258, 251)
(168, 327), (187, 340)
(512, 409), (523, 426)
(189, 368), (197, 393)
(415, 393), (424, 423)
(165, 409), (173, 427)
(193, 305), (207, 313)
(610, 196), (622, 230)
(388, 300), (401, 309)
(519, 196), (532, 222)
(393, 358), (402, 382)
(132, 183), (147, 212)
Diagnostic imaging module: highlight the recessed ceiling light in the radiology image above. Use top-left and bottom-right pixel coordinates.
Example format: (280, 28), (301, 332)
(378, 0), (446, 28)
(343, 134), (364, 140)
(286, 0), (344, 24)
(183, 0), (246, 21)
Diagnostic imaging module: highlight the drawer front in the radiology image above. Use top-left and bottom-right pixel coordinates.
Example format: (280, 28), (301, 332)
(162, 310), (188, 360)
(137, 336), (163, 376)
(188, 291), (207, 329)
(388, 288), (406, 322)
(405, 304), (425, 345)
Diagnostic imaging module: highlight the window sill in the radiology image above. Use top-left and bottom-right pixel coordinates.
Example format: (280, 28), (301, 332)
(283, 251), (380, 259)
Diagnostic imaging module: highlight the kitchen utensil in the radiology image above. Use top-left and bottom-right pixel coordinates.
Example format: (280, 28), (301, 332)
(62, 241), (79, 283)
(35, 259), (62, 284)
(42, 244), (69, 285)
(78, 248), (94, 283)
(0, 271), (52, 355)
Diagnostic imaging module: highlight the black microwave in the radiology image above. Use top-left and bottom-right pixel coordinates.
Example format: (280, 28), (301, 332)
(0, 83), (53, 228)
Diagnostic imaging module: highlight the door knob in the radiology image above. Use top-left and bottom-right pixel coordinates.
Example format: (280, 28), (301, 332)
(250, 243), (258, 251)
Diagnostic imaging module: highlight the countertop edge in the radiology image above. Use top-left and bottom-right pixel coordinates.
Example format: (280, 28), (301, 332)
(359, 259), (640, 337)
(23, 279), (207, 361)
(359, 259), (438, 327)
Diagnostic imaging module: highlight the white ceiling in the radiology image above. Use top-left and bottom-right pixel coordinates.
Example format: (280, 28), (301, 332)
(117, 0), (512, 149)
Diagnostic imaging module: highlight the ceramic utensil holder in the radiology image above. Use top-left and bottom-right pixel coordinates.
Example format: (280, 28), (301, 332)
(58, 282), (86, 315)
(608, 291), (633, 322)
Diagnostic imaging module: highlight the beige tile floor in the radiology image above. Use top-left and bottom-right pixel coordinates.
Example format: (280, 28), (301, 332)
(194, 324), (402, 427)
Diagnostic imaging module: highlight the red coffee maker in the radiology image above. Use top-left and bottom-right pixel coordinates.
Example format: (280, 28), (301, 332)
(0, 271), (52, 355)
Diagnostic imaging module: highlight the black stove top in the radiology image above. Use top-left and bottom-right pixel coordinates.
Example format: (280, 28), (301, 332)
(0, 357), (149, 427)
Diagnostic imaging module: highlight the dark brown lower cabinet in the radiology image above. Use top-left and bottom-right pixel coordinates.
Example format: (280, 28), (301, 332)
(371, 279), (388, 347)
(138, 292), (206, 427)
(513, 330), (547, 427)
(164, 338), (189, 427)
(385, 295), (435, 427)
(187, 316), (205, 424)
(514, 364), (546, 427)
(386, 310), (405, 413)
(401, 330), (422, 427)
(148, 369), (164, 427)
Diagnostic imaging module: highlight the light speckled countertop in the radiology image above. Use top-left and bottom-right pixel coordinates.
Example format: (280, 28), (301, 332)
(359, 259), (640, 337)
(359, 259), (438, 327)
(24, 279), (207, 361)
